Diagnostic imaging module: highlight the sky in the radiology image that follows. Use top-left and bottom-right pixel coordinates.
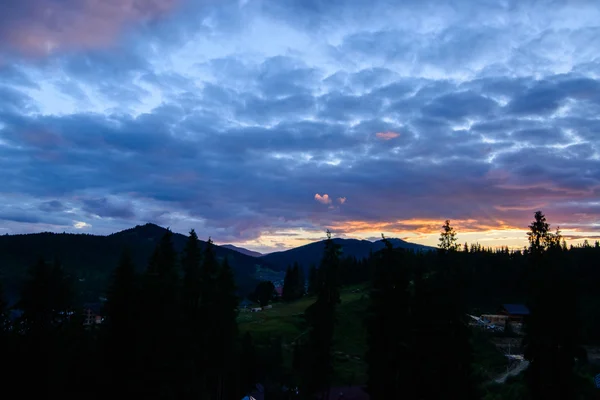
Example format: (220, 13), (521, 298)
(1, 0), (599, 253)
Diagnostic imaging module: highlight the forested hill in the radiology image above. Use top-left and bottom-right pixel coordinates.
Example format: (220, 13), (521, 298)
(260, 237), (434, 271)
(0, 223), (270, 303)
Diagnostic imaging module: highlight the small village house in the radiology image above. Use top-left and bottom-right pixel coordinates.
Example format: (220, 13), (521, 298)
(83, 303), (103, 326)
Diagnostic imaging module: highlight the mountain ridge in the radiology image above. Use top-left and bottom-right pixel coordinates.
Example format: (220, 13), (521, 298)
(260, 236), (435, 271)
(220, 244), (263, 257)
(0, 223), (270, 302)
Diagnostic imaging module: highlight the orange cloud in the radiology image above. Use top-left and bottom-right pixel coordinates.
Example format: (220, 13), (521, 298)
(376, 131), (400, 140)
(0, 0), (179, 57)
(314, 193), (332, 204)
(337, 197), (347, 204)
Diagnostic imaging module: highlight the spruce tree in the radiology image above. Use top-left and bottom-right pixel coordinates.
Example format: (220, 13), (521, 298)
(103, 249), (138, 394)
(365, 237), (414, 399)
(239, 332), (257, 396)
(438, 220), (459, 252)
(307, 264), (318, 295)
(16, 257), (74, 395)
(213, 257), (239, 400)
(524, 215), (582, 399)
(137, 230), (183, 398)
(182, 229), (202, 320)
(296, 263), (306, 299)
(282, 265), (293, 302)
(301, 230), (341, 398)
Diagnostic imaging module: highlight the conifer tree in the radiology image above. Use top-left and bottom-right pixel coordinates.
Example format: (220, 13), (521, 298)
(282, 265), (293, 301)
(438, 219), (459, 252)
(16, 257), (74, 395)
(296, 262), (306, 299)
(137, 230), (183, 398)
(365, 236), (414, 399)
(524, 213), (582, 399)
(103, 249), (138, 393)
(213, 257), (239, 400)
(301, 230), (341, 398)
(239, 332), (257, 397)
(307, 264), (318, 295)
(182, 229), (202, 321)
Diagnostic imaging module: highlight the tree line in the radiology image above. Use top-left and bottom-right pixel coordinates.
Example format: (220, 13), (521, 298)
(0, 212), (599, 399)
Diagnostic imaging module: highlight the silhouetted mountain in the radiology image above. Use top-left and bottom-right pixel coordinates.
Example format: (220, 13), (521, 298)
(0, 223), (270, 303)
(260, 237), (434, 272)
(220, 244), (263, 257)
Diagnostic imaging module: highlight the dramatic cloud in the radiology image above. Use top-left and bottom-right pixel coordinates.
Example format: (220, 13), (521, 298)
(1, 0), (599, 250)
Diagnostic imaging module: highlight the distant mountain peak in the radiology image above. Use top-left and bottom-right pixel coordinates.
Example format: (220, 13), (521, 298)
(108, 222), (170, 239)
(221, 244), (263, 257)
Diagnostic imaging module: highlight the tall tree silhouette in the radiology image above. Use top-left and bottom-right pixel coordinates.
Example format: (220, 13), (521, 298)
(438, 219), (459, 252)
(254, 280), (276, 306)
(239, 332), (257, 397)
(182, 229), (202, 321)
(213, 257), (239, 400)
(524, 212), (582, 399)
(103, 249), (138, 394)
(282, 265), (294, 301)
(137, 230), (184, 398)
(301, 230), (341, 398)
(293, 262), (305, 299)
(16, 257), (74, 395)
(365, 236), (414, 399)
(180, 229), (204, 396)
(307, 264), (318, 295)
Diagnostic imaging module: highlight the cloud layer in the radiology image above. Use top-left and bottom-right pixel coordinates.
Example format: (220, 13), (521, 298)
(1, 0), (599, 250)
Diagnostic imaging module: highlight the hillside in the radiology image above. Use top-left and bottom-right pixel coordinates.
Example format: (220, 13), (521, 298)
(220, 244), (263, 257)
(0, 223), (272, 303)
(238, 285), (370, 385)
(260, 237), (434, 271)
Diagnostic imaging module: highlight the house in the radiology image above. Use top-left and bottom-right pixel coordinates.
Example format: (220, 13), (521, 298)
(499, 304), (530, 324)
(83, 303), (103, 326)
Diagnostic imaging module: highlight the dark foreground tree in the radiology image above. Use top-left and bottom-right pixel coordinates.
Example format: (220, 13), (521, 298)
(300, 230), (341, 398)
(239, 332), (257, 396)
(254, 280), (276, 307)
(365, 236), (414, 399)
(524, 212), (583, 399)
(136, 230), (186, 398)
(438, 219), (459, 252)
(103, 249), (138, 394)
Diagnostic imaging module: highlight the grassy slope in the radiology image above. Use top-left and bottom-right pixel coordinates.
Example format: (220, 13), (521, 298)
(238, 284), (508, 387)
(238, 285), (369, 385)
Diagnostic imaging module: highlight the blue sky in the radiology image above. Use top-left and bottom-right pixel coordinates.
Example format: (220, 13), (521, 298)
(1, 0), (599, 252)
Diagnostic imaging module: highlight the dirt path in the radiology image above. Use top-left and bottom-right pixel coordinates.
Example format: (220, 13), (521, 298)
(494, 360), (529, 384)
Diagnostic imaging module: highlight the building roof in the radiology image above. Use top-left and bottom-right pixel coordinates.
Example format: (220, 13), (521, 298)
(502, 304), (530, 315)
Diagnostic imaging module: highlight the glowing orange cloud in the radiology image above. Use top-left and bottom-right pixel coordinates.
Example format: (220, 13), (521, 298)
(314, 193), (332, 204)
(337, 197), (347, 204)
(376, 131), (400, 140)
(0, 0), (179, 56)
